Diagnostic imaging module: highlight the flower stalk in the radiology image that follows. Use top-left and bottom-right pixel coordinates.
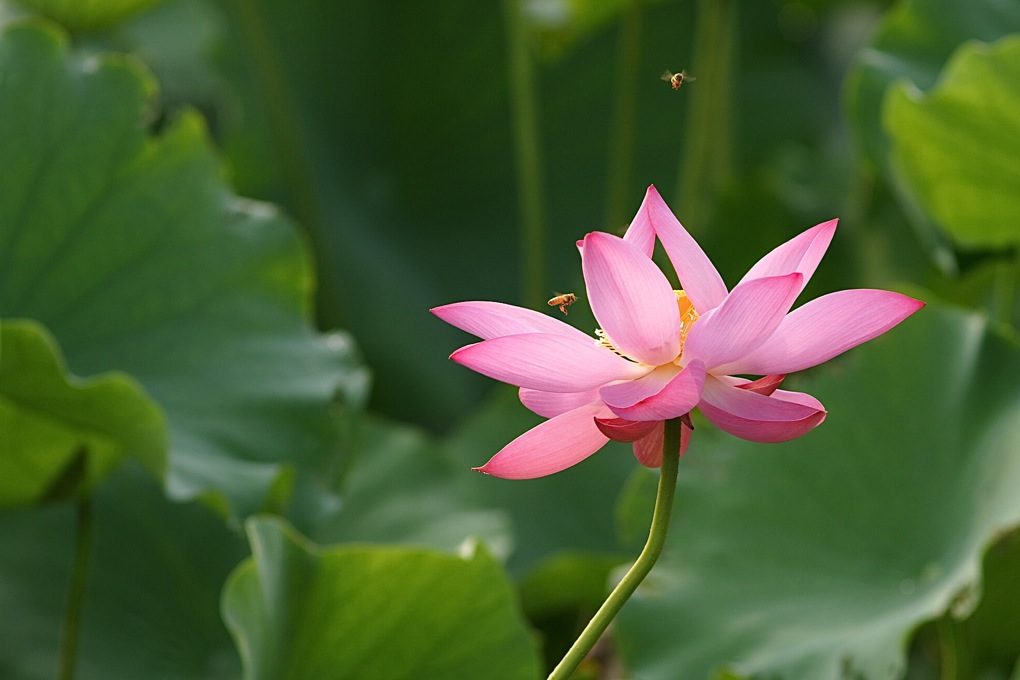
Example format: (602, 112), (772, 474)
(548, 417), (684, 680)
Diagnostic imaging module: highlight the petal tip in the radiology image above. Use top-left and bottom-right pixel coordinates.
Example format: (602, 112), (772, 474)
(884, 291), (927, 317)
(448, 344), (476, 364)
(643, 184), (669, 209)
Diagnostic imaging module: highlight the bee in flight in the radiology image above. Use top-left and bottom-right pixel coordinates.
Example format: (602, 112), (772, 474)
(547, 292), (577, 315)
(661, 69), (695, 90)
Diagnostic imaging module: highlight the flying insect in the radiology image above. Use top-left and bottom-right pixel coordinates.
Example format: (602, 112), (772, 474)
(661, 69), (695, 90)
(547, 293), (577, 315)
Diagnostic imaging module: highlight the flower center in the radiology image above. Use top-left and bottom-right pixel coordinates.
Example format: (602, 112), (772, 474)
(593, 290), (700, 365)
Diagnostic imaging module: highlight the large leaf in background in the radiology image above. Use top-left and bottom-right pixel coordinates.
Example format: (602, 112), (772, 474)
(288, 362), (643, 577)
(0, 467), (246, 680)
(0, 320), (166, 506)
(846, 0), (1020, 166)
(906, 530), (1020, 678)
(843, 0), (1020, 277)
(0, 21), (368, 518)
(305, 391), (632, 575)
(221, 516), (542, 680)
(10, 0), (166, 31)
(445, 387), (638, 577)
(616, 304), (1020, 679)
(301, 389), (638, 668)
(885, 36), (1020, 250)
(306, 414), (512, 555)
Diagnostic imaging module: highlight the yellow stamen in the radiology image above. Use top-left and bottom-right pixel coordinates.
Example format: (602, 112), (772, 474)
(675, 290), (699, 361)
(594, 291), (700, 366)
(595, 328), (624, 357)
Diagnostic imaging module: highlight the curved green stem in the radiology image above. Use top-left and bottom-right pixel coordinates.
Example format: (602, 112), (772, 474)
(57, 498), (92, 680)
(548, 418), (683, 680)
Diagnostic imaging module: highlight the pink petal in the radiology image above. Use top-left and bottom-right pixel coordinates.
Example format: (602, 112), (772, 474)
(473, 401), (612, 479)
(600, 360), (706, 421)
(738, 219), (837, 291)
(638, 185), (728, 313)
(735, 374), (786, 396)
(768, 388), (826, 410)
(622, 187), (657, 257)
(432, 301), (591, 341)
(713, 290), (926, 376)
(594, 417), (659, 442)
(698, 375), (826, 443)
(600, 364), (677, 407)
(581, 232), (681, 366)
(632, 420), (692, 468)
(520, 387), (601, 418)
(451, 333), (650, 393)
(682, 273), (803, 371)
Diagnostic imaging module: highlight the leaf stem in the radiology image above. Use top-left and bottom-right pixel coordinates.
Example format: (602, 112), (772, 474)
(547, 418), (683, 680)
(936, 611), (959, 680)
(227, 1), (340, 323)
(503, 0), (547, 308)
(993, 256), (1016, 327)
(604, 0), (644, 230)
(675, 0), (736, 228)
(58, 498), (92, 680)
(228, 0), (317, 229)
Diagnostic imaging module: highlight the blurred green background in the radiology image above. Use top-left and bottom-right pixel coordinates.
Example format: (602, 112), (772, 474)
(1, 0), (1019, 678)
(115, 0), (898, 429)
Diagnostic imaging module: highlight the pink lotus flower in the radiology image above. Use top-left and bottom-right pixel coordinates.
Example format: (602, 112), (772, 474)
(433, 186), (924, 479)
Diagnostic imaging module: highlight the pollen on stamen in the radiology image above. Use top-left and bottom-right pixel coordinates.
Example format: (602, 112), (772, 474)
(595, 328), (625, 357)
(676, 290), (700, 356)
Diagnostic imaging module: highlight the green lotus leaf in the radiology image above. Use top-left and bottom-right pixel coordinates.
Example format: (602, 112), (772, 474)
(444, 387), (638, 577)
(222, 516), (542, 680)
(306, 414), (512, 554)
(845, 0), (1020, 166)
(885, 36), (1020, 249)
(0, 467), (247, 679)
(615, 303), (1020, 679)
(10, 0), (166, 31)
(0, 319), (166, 506)
(0, 20), (368, 518)
(906, 530), (1020, 678)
